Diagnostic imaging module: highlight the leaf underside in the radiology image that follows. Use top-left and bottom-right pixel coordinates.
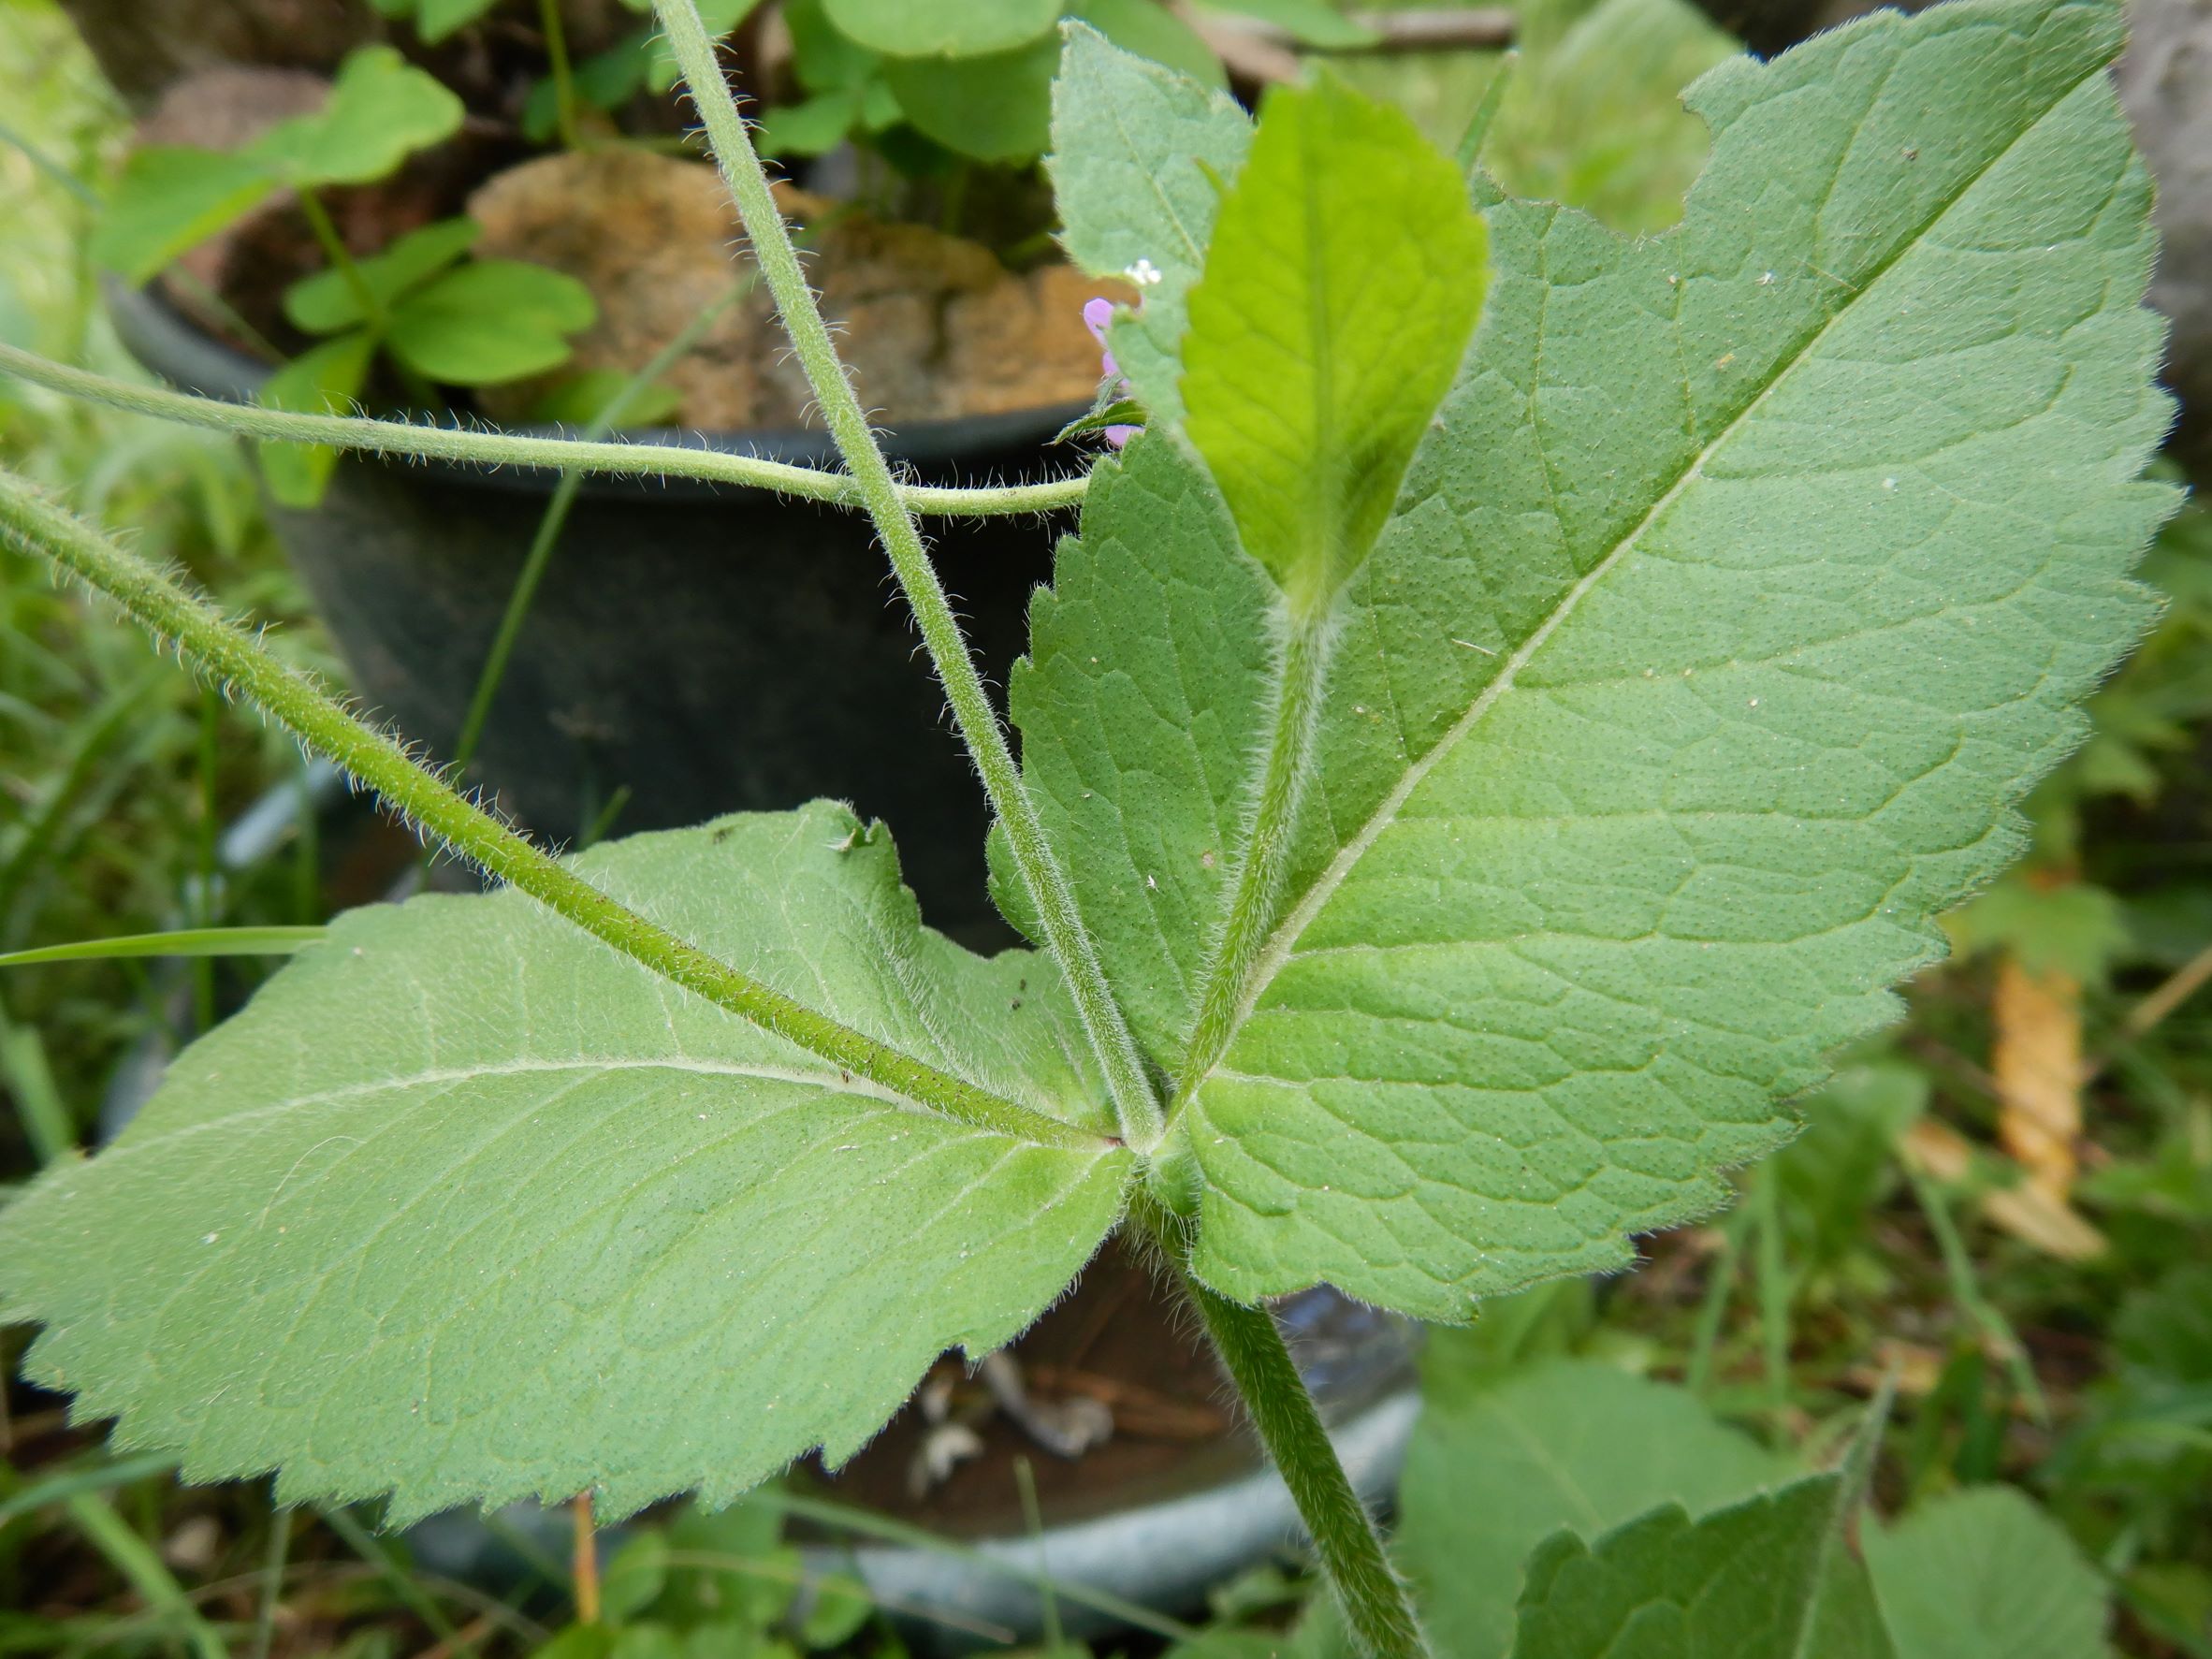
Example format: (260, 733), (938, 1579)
(1046, 22), (1255, 428)
(1036, 0), (2175, 1319)
(0, 807), (1128, 1521)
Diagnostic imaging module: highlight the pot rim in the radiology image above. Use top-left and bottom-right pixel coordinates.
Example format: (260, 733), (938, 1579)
(104, 278), (1095, 500)
(819, 1387), (1423, 1653)
(400, 1387), (1421, 1657)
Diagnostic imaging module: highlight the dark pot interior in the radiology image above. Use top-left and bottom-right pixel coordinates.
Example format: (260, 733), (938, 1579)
(109, 280), (1089, 940)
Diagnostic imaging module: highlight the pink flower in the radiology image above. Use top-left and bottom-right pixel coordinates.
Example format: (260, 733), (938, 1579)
(1083, 298), (1121, 377)
(1083, 298), (1141, 449)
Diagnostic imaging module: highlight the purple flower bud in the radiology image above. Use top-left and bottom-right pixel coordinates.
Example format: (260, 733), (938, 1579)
(1084, 297), (1141, 449)
(1083, 298), (1121, 381)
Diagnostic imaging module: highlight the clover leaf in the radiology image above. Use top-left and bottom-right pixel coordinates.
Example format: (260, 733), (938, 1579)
(93, 47), (463, 285)
(383, 259), (598, 386)
(282, 217), (481, 336)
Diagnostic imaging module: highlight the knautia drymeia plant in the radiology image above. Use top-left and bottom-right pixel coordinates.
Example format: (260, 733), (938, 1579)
(0, 0), (2179, 1653)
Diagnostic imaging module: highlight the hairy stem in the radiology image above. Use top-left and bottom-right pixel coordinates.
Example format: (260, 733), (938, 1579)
(0, 470), (1105, 1153)
(1173, 605), (1332, 1109)
(1141, 1200), (1429, 1659)
(653, 0), (1163, 1151)
(0, 344), (1088, 517)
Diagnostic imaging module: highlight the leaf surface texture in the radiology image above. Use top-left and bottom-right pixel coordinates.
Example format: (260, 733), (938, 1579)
(1020, 0), (2175, 1316)
(1048, 25), (1254, 426)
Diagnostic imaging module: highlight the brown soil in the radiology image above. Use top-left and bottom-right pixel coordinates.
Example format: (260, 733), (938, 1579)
(137, 68), (1128, 433)
(795, 1238), (1262, 1539)
(465, 148), (1129, 429)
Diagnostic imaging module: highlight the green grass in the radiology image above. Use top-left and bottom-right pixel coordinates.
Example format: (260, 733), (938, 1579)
(0, 0), (327, 1166)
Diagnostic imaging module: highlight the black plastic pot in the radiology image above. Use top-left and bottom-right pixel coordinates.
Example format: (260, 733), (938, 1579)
(109, 281), (1086, 939)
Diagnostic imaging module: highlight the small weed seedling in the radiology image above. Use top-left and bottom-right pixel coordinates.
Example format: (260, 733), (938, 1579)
(94, 44), (597, 506)
(0, 1), (2181, 1654)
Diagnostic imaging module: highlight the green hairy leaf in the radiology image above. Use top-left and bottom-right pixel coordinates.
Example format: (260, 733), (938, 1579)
(1002, 419), (1280, 1065)
(0, 807), (1128, 1521)
(1024, 0), (2174, 1317)
(1508, 1472), (1894, 1659)
(1182, 73), (1487, 609)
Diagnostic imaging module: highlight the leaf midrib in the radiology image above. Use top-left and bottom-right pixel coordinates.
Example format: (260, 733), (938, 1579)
(86, 1056), (1115, 1167)
(1785, 1390), (1888, 1659)
(1196, 54), (2107, 1082)
(1100, 74), (1215, 272)
(1784, 1473), (1857, 1659)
